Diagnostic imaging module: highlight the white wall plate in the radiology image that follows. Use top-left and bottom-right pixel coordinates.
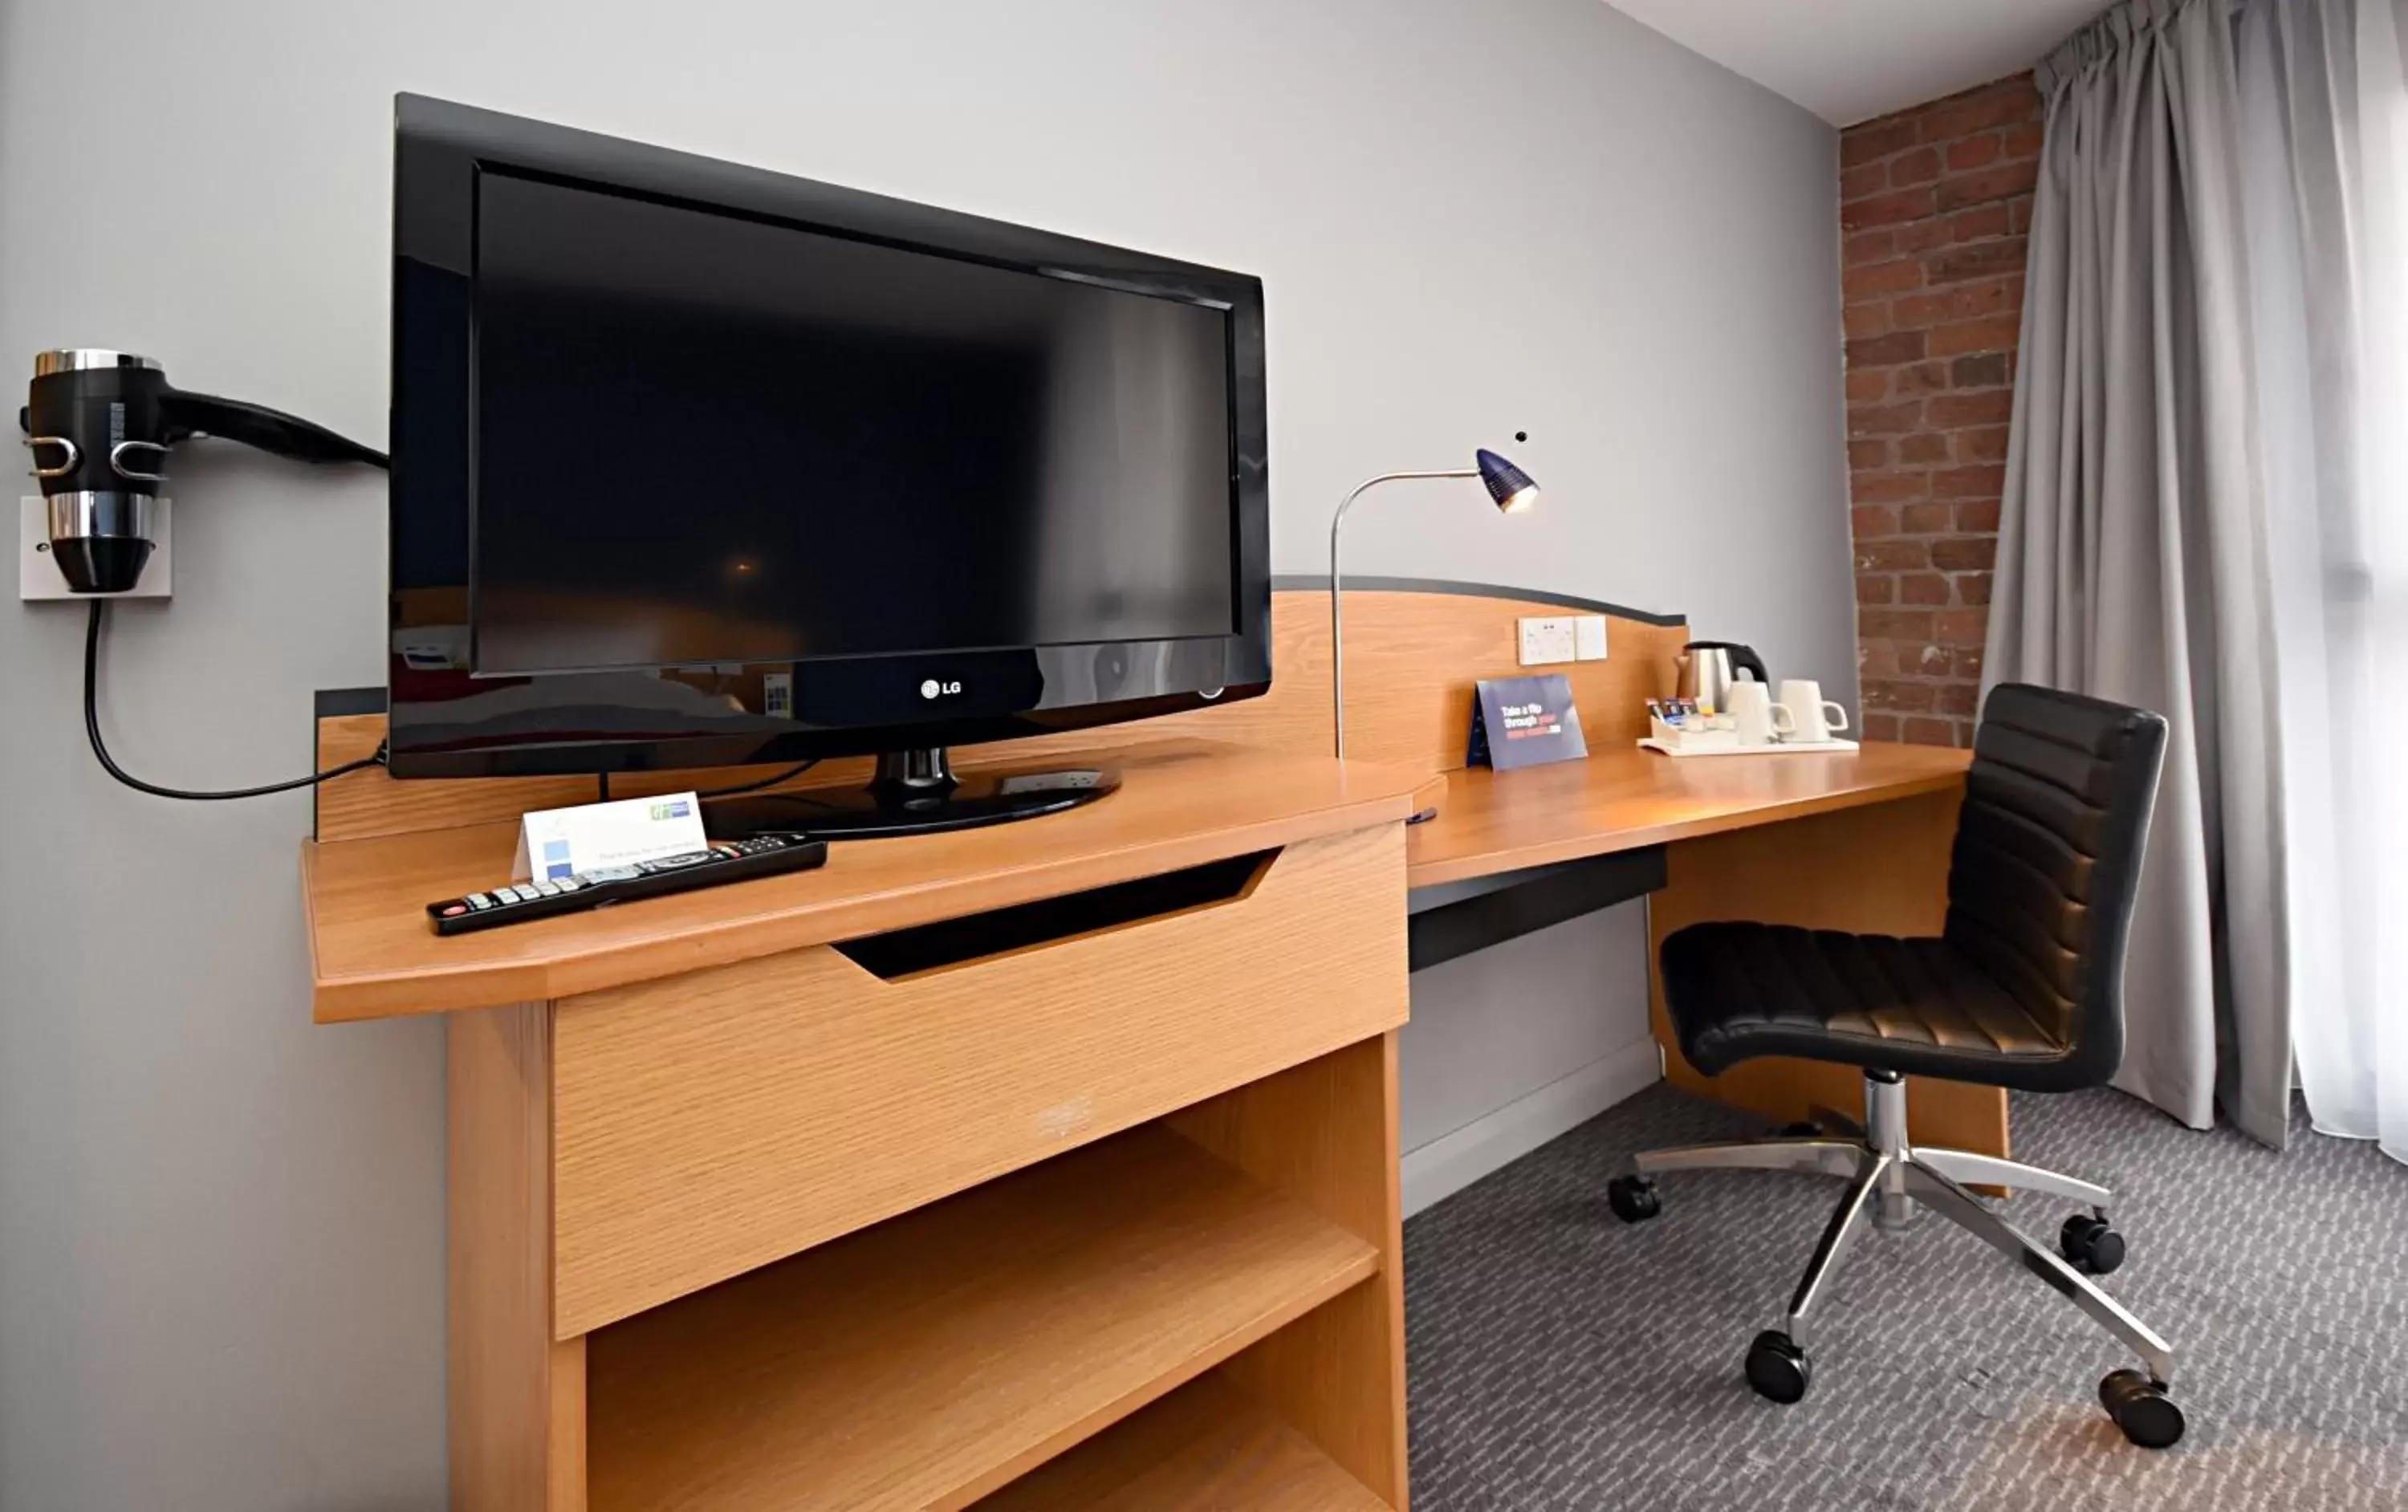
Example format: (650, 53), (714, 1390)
(19, 494), (172, 600)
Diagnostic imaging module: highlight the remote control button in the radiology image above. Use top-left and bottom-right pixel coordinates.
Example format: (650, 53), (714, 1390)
(441, 904), (468, 917)
(466, 895), (494, 911)
(555, 876), (584, 892)
(535, 880), (563, 897)
(506, 885), (535, 903)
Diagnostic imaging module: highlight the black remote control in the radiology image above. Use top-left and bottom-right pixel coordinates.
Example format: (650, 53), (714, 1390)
(425, 834), (829, 936)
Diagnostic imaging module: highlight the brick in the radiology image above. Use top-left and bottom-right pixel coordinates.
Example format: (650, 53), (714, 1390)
(2002, 120), (2045, 161)
(1903, 716), (1959, 746)
(1918, 77), (2040, 142)
(1893, 360), (1951, 396)
(1857, 572), (1896, 605)
(1849, 437), (1890, 470)
(1914, 644), (1954, 676)
(1938, 158), (2040, 211)
(1846, 228), (1898, 262)
(1861, 608), (1936, 640)
(1841, 161), (1888, 203)
(1844, 257), (1923, 301)
(1846, 368), (1890, 404)
(1954, 571), (1993, 605)
(1950, 352), (2010, 388)
(1929, 315), (2022, 357)
(1898, 432), (1950, 465)
(1869, 677), (1939, 711)
(1935, 608), (1989, 645)
(2011, 197), (2034, 235)
(1893, 276), (2019, 330)
(1897, 222), (1950, 257)
(1842, 117), (1920, 168)
(1852, 472), (1929, 503)
(1955, 424), (2011, 461)
(1954, 499), (2003, 533)
(1930, 534), (1999, 571)
(1889, 146), (1942, 187)
(1954, 647), (1986, 682)
(1946, 203), (2012, 242)
(1858, 538), (1930, 571)
(1847, 331), (1925, 368)
(1860, 642), (1903, 677)
(1852, 505), (1900, 538)
(1929, 236), (2026, 282)
(1937, 682), (1980, 717)
(1840, 400), (1917, 433)
(1898, 573), (1951, 606)
(1934, 463), (2007, 499)
(1843, 187), (1937, 230)
(1900, 501), (1953, 534)
(1845, 302), (1891, 342)
(1862, 711), (1905, 743)
(1946, 134), (2003, 173)
(1930, 389), (2015, 426)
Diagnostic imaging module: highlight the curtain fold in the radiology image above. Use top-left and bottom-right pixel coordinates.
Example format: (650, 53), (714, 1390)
(1996, 0), (2286, 1140)
(1997, 0), (2408, 1158)
(2237, 0), (2408, 1163)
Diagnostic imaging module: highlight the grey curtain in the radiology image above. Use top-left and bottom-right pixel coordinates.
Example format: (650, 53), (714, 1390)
(1992, 0), (2292, 1143)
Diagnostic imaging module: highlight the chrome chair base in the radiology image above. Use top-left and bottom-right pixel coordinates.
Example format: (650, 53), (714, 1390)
(1610, 1071), (2184, 1445)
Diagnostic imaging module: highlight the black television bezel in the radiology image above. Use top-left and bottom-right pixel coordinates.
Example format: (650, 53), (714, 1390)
(388, 93), (1271, 780)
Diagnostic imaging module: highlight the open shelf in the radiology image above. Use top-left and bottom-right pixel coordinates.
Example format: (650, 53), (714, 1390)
(970, 1371), (1389, 1511)
(584, 1123), (1382, 1512)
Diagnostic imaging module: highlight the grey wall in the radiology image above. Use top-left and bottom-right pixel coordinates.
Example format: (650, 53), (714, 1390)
(0, 2), (1845, 1506)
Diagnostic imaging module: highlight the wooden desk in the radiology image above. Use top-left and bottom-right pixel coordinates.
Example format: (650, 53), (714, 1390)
(1407, 743), (2005, 1159)
(307, 738), (1427, 1511)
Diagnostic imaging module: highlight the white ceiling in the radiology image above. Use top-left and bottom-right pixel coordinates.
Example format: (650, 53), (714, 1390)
(1609, 0), (2109, 126)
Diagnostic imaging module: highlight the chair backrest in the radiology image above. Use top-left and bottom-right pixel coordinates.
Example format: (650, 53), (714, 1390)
(1942, 682), (2168, 1084)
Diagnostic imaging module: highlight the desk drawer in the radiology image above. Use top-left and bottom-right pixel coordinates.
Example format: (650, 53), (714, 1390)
(548, 823), (1406, 1337)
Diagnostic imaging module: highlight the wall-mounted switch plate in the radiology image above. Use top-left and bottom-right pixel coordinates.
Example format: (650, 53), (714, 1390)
(20, 495), (173, 601)
(1518, 615), (1577, 665)
(1575, 615), (1609, 660)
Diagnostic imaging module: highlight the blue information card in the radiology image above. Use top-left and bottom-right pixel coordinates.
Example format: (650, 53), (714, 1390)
(1467, 673), (1589, 770)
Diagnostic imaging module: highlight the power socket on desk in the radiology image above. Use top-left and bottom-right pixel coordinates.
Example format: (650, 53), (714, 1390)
(1518, 616), (1576, 665)
(1518, 613), (1609, 665)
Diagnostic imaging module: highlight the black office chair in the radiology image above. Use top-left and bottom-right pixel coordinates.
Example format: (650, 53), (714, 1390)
(1605, 683), (2185, 1448)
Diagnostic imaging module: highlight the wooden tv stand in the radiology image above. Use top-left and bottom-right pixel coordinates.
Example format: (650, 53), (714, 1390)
(302, 738), (1426, 1510)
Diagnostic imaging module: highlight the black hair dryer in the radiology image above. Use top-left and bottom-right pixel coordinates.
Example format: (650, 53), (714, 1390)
(20, 348), (386, 593)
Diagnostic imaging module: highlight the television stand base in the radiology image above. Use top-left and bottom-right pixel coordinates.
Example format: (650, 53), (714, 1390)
(703, 749), (1117, 841)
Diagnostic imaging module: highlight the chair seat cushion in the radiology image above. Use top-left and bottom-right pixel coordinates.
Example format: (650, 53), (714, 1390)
(1659, 921), (2091, 1093)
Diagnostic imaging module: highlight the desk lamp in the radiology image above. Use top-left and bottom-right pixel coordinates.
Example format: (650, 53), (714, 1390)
(1329, 448), (1538, 758)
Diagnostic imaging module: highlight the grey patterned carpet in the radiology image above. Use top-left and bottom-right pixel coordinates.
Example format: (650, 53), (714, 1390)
(1403, 1082), (2408, 1511)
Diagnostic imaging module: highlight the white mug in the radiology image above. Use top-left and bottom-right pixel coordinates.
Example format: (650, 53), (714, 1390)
(1726, 680), (1796, 746)
(1777, 679), (1850, 744)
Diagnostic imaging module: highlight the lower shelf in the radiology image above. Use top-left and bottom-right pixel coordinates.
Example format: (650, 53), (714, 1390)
(971, 1371), (1390, 1511)
(584, 1122), (1382, 1511)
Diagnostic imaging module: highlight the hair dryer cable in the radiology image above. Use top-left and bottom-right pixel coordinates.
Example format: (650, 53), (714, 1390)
(83, 600), (385, 800)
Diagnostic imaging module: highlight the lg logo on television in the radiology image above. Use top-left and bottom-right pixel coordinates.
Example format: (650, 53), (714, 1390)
(920, 679), (963, 699)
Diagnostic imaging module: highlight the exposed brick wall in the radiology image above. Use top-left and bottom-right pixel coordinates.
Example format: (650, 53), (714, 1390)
(1841, 75), (2041, 747)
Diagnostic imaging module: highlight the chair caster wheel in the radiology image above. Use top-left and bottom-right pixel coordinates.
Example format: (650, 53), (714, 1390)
(2062, 1214), (2126, 1274)
(1606, 1175), (1661, 1223)
(1745, 1330), (1811, 1404)
(2100, 1368), (2185, 1448)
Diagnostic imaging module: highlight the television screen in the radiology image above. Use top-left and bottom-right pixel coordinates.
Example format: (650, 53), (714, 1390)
(471, 170), (1238, 676)
(388, 95), (1269, 781)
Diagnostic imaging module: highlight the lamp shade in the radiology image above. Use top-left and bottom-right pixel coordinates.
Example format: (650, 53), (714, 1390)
(1475, 449), (1540, 514)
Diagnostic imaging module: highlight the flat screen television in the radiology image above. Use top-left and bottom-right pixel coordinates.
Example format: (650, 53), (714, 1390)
(388, 95), (1270, 835)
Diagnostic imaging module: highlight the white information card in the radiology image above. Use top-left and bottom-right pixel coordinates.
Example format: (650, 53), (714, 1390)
(512, 791), (710, 883)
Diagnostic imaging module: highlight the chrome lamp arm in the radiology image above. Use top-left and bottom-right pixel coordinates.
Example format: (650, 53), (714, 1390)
(1328, 469), (1476, 759)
